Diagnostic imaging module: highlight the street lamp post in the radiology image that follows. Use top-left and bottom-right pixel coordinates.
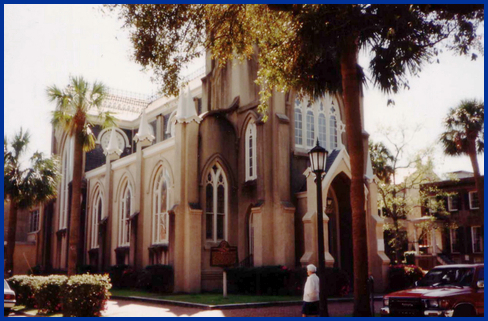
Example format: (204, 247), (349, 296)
(309, 139), (329, 317)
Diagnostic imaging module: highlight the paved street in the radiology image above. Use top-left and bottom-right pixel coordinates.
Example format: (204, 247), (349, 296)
(101, 299), (384, 317)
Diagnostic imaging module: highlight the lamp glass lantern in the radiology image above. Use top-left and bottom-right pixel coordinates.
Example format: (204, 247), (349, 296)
(309, 140), (328, 173)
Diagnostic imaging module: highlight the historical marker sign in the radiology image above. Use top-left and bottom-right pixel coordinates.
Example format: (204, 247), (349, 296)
(210, 240), (238, 267)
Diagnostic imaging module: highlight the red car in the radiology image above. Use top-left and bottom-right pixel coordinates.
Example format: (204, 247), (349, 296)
(381, 264), (484, 317)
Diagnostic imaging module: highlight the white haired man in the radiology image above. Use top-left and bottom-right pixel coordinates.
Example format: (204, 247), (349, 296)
(302, 264), (320, 317)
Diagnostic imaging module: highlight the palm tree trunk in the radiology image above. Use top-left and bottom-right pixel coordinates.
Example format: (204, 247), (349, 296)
(5, 200), (18, 277)
(67, 130), (84, 276)
(467, 137), (483, 215)
(340, 36), (372, 317)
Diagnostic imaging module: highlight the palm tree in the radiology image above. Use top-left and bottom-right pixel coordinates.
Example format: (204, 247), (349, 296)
(4, 129), (60, 276)
(47, 76), (115, 276)
(440, 99), (484, 214)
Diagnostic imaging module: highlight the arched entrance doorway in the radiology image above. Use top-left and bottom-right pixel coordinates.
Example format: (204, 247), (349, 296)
(327, 172), (353, 285)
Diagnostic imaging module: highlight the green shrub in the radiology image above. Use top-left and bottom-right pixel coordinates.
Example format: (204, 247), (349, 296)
(62, 274), (112, 317)
(7, 275), (38, 308)
(136, 265), (174, 293)
(225, 266), (350, 297)
(404, 251), (416, 265)
(35, 275), (68, 314)
(388, 264), (424, 292)
(77, 264), (97, 274)
(109, 265), (138, 289)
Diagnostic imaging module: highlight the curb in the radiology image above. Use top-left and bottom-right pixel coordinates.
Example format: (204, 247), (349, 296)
(111, 295), (384, 310)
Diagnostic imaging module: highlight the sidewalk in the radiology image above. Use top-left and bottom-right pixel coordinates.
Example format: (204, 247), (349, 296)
(102, 298), (384, 317)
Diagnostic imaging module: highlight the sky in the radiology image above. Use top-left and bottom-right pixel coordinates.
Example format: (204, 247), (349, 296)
(4, 4), (484, 178)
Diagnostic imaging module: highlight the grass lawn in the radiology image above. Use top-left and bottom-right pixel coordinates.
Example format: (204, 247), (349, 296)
(110, 288), (302, 305)
(11, 305), (63, 317)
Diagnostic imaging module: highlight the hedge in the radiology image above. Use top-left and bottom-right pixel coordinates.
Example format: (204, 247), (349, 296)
(62, 274), (112, 317)
(7, 275), (37, 308)
(7, 274), (111, 317)
(388, 264), (424, 292)
(110, 264), (174, 294)
(35, 275), (68, 314)
(225, 266), (350, 297)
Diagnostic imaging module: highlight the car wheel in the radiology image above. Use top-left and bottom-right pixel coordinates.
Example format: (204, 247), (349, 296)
(453, 305), (476, 317)
(4, 308), (11, 317)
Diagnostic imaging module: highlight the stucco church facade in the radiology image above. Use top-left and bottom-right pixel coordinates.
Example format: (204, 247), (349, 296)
(47, 57), (390, 293)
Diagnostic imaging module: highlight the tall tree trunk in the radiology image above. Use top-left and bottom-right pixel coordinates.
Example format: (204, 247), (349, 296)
(340, 37), (372, 317)
(467, 137), (483, 215)
(67, 130), (84, 276)
(5, 200), (18, 277)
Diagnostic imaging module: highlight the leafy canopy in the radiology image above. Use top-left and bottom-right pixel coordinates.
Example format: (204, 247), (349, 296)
(47, 76), (116, 152)
(440, 99), (484, 156)
(108, 4), (483, 118)
(4, 128), (60, 209)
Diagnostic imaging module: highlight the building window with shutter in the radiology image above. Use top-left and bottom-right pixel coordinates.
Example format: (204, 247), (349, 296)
(469, 191), (480, 210)
(471, 226), (483, 253)
(29, 210), (40, 233)
(448, 194), (460, 212)
(450, 228), (461, 253)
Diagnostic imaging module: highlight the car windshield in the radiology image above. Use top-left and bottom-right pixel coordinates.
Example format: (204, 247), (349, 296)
(418, 268), (475, 287)
(4, 279), (10, 290)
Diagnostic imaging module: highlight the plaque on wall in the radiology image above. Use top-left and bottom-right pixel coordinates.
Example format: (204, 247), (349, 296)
(210, 240), (238, 267)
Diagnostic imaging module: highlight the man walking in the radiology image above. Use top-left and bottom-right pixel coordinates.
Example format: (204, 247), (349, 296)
(302, 264), (320, 317)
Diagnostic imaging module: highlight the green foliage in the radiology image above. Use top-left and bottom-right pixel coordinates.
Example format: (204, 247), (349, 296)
(47, 75), (115, 152)
(404, 251), (416, 265)
(388, 264), (424, 292)
(34, 276), (68, 315)
(62, 274), (112, 317)
(8, 274), (111, 317)
(440, 99), (484, 156)
(108, 4), (483, 115)
(371, 126), (453, 262)
(225, 266), (350, 297)
(4, 129), (60, 207)
(109, 265), (174, 294)
(136, 265), (174, 294)
(369, 141), (394, 184)
(7, 275), (37, 308)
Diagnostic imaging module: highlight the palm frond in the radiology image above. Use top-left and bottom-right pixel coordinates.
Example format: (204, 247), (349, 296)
(440, 99), (484, 156)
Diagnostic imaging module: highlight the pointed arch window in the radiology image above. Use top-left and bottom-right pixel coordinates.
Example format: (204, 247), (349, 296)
(59, 137), (73, 230)
(153, 167), (171, 244)
(119, 181), (133, 247)
(294, 96), (344, 151)
(245, 119), (257, 181)
(91, 188), (103, 249)
(205, 164), (228, 242)
(318, 113), (327, 148)
(295, 103), (303, 146)
(306, 110), (315, 147)
(330, 114), (338, 150)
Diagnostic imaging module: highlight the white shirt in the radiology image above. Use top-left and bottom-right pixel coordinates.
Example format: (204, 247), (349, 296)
(303, 273), (320, 302)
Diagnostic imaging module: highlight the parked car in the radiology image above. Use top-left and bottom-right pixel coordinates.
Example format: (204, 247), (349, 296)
(4, 279), (16, 317)
(381, 264), (484, 317)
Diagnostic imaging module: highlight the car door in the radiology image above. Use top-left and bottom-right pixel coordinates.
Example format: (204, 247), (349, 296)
(474, 267), (484, 316)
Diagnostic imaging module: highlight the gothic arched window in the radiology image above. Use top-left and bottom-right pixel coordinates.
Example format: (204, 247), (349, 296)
(153, 167), (170, 244)
(118, 181), (133, 246)
(306, 110), (315, 147)
(330, 112), (338, 150)
(91, 187), (103, 249)
(245, 119), (257, 181)
(205, 164), (228, 242)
